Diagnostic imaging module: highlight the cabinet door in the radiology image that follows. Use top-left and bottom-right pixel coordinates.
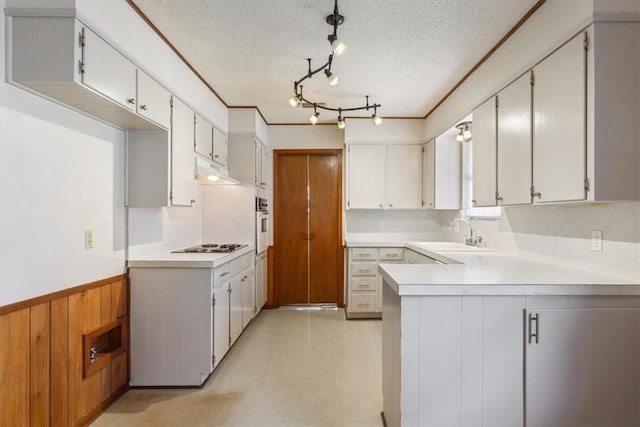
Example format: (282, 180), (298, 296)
(260, 145), (269, 189)
(260, 253), (268, 308)
(212, 284), (229, 368)
(212, 127), (227, 167)
(136, 70), (171, 128)
(229, 276), (243, 346)
(497, 72), (532, 205)
(255, 253), (268, 312)
(386, 144), (422, 209)
(347, 144), (385, 209)
(81, 27), (136, 111)
(423, 140), (436, 208)
(254, 142), (263, 187)
(533, 33), (587, 203)
(194, 113), (213, 159)
(472, 97), (498, 207)
(241, 271), (254, 329)
(170, 97), (196, 206)
(525, 308), (640, 426)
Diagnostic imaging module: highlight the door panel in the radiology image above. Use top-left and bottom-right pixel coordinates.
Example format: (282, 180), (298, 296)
(275, 154), (309, 305)
(309, 155), (339, 303)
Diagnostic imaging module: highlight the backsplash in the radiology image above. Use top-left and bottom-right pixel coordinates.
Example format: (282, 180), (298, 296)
(442, 201), (640, 281)
(346, 210), (447, 236)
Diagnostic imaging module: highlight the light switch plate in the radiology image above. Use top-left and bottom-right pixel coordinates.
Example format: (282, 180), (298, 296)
(85, 229), (94, 249)
(591, 229), (602, 252)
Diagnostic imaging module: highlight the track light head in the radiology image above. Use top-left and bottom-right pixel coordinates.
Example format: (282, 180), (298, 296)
(324, 69), (339, 87)
(337, 114), (345, 130)
(331, 38), (346, 56)
(288, 95), (299, 108)
(372, 114), (382, 126)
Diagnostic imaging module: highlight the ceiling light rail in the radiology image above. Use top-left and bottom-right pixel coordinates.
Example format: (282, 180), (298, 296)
(287, 0), (381, 129)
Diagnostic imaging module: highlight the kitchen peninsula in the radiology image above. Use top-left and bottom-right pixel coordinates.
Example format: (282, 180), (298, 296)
(379, 243), (640, 427)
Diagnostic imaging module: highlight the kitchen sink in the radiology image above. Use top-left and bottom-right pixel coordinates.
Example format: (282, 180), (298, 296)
(410, 242), (495, 252)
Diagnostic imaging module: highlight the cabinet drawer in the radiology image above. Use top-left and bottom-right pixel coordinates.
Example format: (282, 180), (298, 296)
(213, 263), (230, 286)
(379, 248), (404, 261)
(352, 277), (377, 292)
(351, 263), (378, 276)
(351, 248), (377, 260)
(350, 293), (377, 312)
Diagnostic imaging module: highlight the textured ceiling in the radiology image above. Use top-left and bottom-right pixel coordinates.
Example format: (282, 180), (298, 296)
(130, 0), (538, 124)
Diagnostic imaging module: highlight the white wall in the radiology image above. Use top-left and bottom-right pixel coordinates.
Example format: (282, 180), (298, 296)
(346, 118), (424, 142)
(268, 124), (343, 149)
(0, 2), (127, 304)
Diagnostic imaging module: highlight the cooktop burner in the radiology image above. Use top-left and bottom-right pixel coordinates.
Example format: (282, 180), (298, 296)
(172, 243), (248, 254)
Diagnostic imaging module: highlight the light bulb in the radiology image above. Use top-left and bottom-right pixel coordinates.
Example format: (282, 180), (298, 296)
(288, 96), (299, 108)
(207, 175), (220, 182)
(326, 72), (339, 87)
(309, 114), (319, 125)
(331, 39), (346, 56)
(456, 133), (464, 143)
(337, 117), (345, 130)
(372, 115), (382, 126)
(463, 129), (472, 141)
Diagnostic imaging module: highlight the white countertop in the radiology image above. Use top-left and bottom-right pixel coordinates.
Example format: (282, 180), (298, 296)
(379, 242), (640, 296)
(345, 233), (441, 247)
(127, 244), (255, 268)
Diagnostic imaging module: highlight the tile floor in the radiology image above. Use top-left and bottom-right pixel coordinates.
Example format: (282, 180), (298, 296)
(92, 308), (383, 427)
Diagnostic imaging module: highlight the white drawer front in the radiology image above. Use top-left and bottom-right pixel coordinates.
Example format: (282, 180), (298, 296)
(379, 247), (404, 261)
(213, 263), (230, 286)
(351, 293), (377, 312)
(352, 277), (377, 292)
(351, 247), (377, 260)
(351, 263), (378, 276)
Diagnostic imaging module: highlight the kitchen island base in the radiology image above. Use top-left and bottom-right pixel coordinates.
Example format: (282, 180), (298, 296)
(382, 280), (640, 427)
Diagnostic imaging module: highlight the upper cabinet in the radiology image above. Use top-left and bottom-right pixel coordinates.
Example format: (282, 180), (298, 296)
(471, 23), (640, 206)
(8, 16), (164, 130)
(170, 97), (197, 206)
(346, 144), (423, 210)
(532, 33), (587, 203)
(136, 70), (171, 129)
(472, 97), (497, 207)
(195, 115), (228, 168)
(497, 72), (533, 206)
(423, 133), (461, 210)
(228, 135), (269, 190)
(346, 144), (386, 209)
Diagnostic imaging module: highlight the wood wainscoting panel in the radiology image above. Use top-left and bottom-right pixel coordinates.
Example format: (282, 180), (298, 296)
(30, 303), (51, 427)
(68, 288), (102, 425)
(51, 297), (70, 427)
(0, 308), (30, 426)
(111, 279), (128, 318)
(100, 285), (113, 402)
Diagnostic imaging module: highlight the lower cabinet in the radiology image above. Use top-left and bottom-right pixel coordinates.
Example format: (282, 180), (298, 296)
(129, 251), (255, 386)
(255, 251), (268, 313)
(382, 289), (640, 427)
(347, 247), (404, 318)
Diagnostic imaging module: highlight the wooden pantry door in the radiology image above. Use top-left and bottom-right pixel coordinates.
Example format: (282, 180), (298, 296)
(274, 150), (343, 306)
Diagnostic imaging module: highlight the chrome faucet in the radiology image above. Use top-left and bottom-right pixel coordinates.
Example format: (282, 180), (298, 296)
(448, 218), (483, 247)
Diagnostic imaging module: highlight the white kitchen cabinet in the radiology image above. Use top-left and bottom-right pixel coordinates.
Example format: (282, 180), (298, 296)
(387, 145), (423, 209)
(525, 308), (640, 426)
(213, 127), (228, 168)
(346, 144), (386, 209)
(346, 247), (404, 318)
(171, 97), (197, 206)
(229, 274), (243, 346)
(228, 135), (268, 189)
(472, 96), (498, 207)
(81, 26), (137, 112)
(212, 281), (230, 369)
(136, 70), (171, 129)
(241, 271), (254, 329)
(423, 131), (461, 210)
(255, 251), (268, 313)
(129, 268), (213, 386)
(8, 16), (163, 130)
(195, 116), (228, 168)
(533, 32), (587, 203)
(497, 72), (532, 206)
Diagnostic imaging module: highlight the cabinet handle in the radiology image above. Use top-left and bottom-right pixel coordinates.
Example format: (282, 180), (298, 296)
(357, 303), (370, 307)
(379, 204), (383, 208)
(220, 271), (229, 277)
(357, 284), (369, 288)
(471, 199), (477, 206)
(140, 104), (148, 111)
(388, 204), (393, 208)
(360, 254), (371, 257)
(127, 98), (136, 105)
(528, 313), (539, 344)
(214, 154), (219, 158)
(358, 269), (371, 273)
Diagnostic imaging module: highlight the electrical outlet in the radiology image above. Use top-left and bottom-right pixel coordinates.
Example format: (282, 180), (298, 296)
(85, 229), (94, 249)
(378, 220), (384, 230)
(591, 229), (602, 252)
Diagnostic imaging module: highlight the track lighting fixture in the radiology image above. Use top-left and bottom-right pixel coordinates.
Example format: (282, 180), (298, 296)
(286, 0), (381, 129)
(309, 105), (320, 125)
(455, 121), (473, 142)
